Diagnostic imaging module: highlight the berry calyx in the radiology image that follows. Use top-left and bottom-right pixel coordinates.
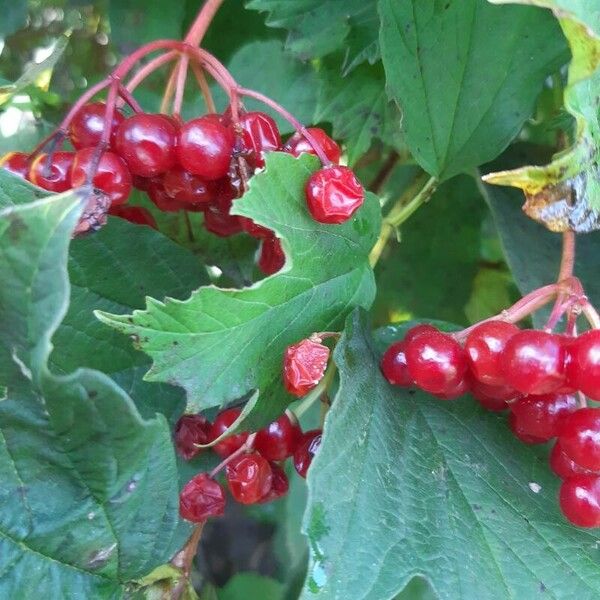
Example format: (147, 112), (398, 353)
(179, 473), (226, 522)
(0, 152), (29, 178)
(226, 451), (273, 504)
(108, 205), (157, 228)
(569, 330), (600, 401)
(305, 165), (364, 224)
(465, 321), (518, 386)
(405, 330), (468, 395)
(70, 148), (132, 206)
(163, 167), (214, 205)
(380, 341), (412, 387)
(285, 128), (341, 164)
(283, 338), (330, 397)
(293, 429), (322, 478)
(258, 462), (289, 503)
(174, 414), (212, 460)
(254, 413), (302, 461)
(559, 475), (600, 528)
(258, 236), (285, 275)
(550, 441), (600, 479)
(559, 408), (600, 471)
(68, 102), (124, 149)
(239, 111), (281, 168)
(28, 151), (74, 192)
(177, 116), (235, 180)
(210, 408), (248, 458)
(500, 330), (566, 395)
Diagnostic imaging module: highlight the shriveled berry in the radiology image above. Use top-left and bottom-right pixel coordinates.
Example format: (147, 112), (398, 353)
(211, 408), (248, 458)
(239, 111), (281, 168)
(293, 430), (322, 478)
(109, 205), (157, 228)
(381, 341), (412, 387)
(283, 338), (330, 397)
(29, 151), (74, 192)
(500, 330), (566, 395)
(465, 321), (519, 386)
(569, 330), (600, 401)
(174, 414), (212, 460)
(258, 462), (289, 503)
(305, 165), (364, 224)
(179, 473), (226, 522)
(405, 331), (468, 395)
(559, 475), (600, 527)
(147, 178), (185, 212)
(258, 236), (285, 275)
(70, 148), (132, 206)
(559, 408), (600, 471)
(550, 441), (600, 479)
(226, 452), (273, 504)
(163, 167), (214, 205)
(510, 393), (577, 442)
(254, 413), (302, 461)
(0, 152), (29, 178)
(240, 217), (272, 239)
(285, 128), (341, 164)
(69, 102), (124, 149)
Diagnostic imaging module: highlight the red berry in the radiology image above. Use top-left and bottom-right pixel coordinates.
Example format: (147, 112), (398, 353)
(559, 475), (600, 527)
(210, 408), (248, 458)
(254, 413), (302, 461)
(29, 151), (74, 192)
(174, 414), (212, 460)
(204, 203), (243, 237)
(283, 339), (330, 397)
(305, 166), (364, 224)
(257, 462), (289, 503)
(550, 442), (600, 479)
(258, 236), (285, 275)
(470, 379), (517, 411)
(109, 205), (157, 228)
(508, 412), (546, 444)
(70, 148), (132, 206)
(509, 393), (577, 442)
(500, 330), (566, 395)
(240, 217), (272, 239)
(147, 178), (185, 212)
(0, 152), (29, 178)
(226, 452), (273, 504)
(403, 324), (438, 344)
(179, 473), (226, 522)
(570, 330), (600, 400)
(285, 128), (341, 164)
(163, 167), (215, 205)
(178, 116), (235, 180)
(405, 331), (468, 395)
(115, 113), (178, 178)
(68, 102), (125, 149)
(293, 430), (322, 478)
(239, 111), (281, 168)
(465, 321), (518, 386)
(132, 175), (152, 191)
(434, 375), (470, 400)
(381, 341), (412, 387)
(559, 408), (600, 471)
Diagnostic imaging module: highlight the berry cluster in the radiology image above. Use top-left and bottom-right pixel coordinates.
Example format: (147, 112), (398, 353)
(381, 323), (600, 527)
(1, 101), (364, 275)
(176, 408), (322, 523)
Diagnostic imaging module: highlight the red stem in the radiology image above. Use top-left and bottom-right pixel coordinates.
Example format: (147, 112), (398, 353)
(125, 50), (179, 93)
(185, 0), (226, 45)
(173, 55), (189, 116)
(117, 84), (143, 113)
(208, 433), (256, 478)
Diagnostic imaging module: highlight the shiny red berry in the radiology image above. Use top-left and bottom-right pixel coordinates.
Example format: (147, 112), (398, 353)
(69, 102), (124, 149)
(380, 341), (412, 387)
(434, 375), (470, 400)
(285, 128), (341, 164)
(305, 166), (364, 224)
(257, 462), (289, 503)
(226, 451), (273, 504)
(163, 167), (214, 205)
(108, 205), (157, 228)
(70, 148), (132, 206)
(240, 217), (272, 239)
(115, 113), (177, 178)
(293, 430), (322, 478)
(465, 321), (518, 386)
(174, 414), (212, 460)
(0, 152), (29, 178)
(569, 330), (600, 400)
(204, 203), (243, 237)
(29, 151), (74, 192)
(559, 475), (600, 528)
(178, 116), (235, 180)
(179, 473), (226, 522)
(509, 393), (577, 442)
(500, 330), (566, 395)
(403, 324), (438, 344)
(508, 412), (546, 444)
(210, 408), (248, 458)
(258, 236), (285, 275)
(283, 338), (330, 397)
(470, 379), (517, 411)
(559, 408), (600, 471)
(239, 111), (281, 168)
(405, 331), (468, 395)
(550, 441), (600, 479)
(254, 413), (302, 461)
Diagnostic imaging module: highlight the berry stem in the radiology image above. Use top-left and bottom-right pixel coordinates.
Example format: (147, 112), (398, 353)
(293, 365), (337, 419)
(170, 523), (205, 599)
(160, 66), (178, 114)
(173, 54), (190, 116)
(184, 0), (226, 46)
(558, 231), (576, 281)
(368, 150), (399, 194)
(117, 84), (143, 113)
(190, 62), (216, 113)
(582, 302), (600, 329)
(125, 50), (179, 93)
(208, 433), (257, 478)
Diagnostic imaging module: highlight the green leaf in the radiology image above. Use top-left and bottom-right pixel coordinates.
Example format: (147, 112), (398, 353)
(0, 170), (49, 209)
(378, 0), (568, 181)
(315, 59), (401, 165)
(218, 573), (283, 600)
(0, 2), (27, 37)
(97, 153), (380, 427)
(484, 1), (600, 232)
(302, 310), (600, 599)
(246, 0), (379, 69)
(0, 193), (185, 596)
